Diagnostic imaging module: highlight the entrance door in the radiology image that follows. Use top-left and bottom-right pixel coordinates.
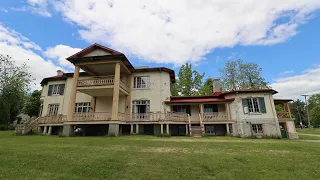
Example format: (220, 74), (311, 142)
(279, 123), (288, 139)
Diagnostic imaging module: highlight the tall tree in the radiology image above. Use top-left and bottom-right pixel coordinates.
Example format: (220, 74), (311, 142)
(0, 55), (32, 124)
(310, 106), (320, 125)
(24, 90), (42, 117)
(308, 94), (320, 111)
(289, 99), (307, 125)
(198, 78), (214, 95)
(219, 59), (268, 90)
(175, 63), (205, 96)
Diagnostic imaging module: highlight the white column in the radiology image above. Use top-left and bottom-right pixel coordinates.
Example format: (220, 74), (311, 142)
(47, 126), (52, 135)
(136, 124), (139, 134)
(130, 124), (134, 134)
(160, 124), (164, 135)
(166, 124), (169, 135)
(185, 124), (188, 135)
(226, 124), (230, 135)
(43, 126), (47, 135)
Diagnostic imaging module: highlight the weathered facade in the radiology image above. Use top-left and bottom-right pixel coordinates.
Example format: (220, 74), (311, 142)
(17, 43), (298, 139)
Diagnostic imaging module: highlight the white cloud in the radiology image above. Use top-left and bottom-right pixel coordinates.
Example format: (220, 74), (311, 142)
(43, 45), (82, 67)
(0, 24), (65, 90)
(271, 66), (320, 100)
(43, 0), (320, 65)
(0, 8), (8, 13)
(14, 0), (51, 17)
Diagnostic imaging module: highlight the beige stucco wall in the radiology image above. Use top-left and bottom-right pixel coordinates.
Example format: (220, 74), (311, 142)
(130, 71), (172, 113)
(95, 96), (126, 113)
(225, 92), (281, 137)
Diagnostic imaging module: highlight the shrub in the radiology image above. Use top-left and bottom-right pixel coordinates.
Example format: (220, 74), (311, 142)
(0, 125), (15, 131)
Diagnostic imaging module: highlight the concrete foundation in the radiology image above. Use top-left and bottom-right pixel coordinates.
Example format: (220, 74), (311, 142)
(288, 132), (299, 140)
(108, 124), (119, 136)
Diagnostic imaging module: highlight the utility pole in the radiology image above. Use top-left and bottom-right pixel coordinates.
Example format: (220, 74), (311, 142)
(301, 95), (311, 127)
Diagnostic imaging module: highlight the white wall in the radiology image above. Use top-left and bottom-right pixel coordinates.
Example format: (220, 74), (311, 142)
(130, 71), (172, 113)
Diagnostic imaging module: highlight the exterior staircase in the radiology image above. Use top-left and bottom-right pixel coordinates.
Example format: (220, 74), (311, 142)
(15, 116), (39, 135)
(190, 126), (202, 137)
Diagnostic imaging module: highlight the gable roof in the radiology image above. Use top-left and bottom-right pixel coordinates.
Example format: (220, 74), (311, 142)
(67, 43), (123, 60)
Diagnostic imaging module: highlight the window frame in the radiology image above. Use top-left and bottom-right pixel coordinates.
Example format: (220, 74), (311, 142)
(172, 105), (191, 116)
(247, 98), (261, 113)
(251, 124), (263, 134)
(133, 76), (150, 89)
(48, 84), (65, 96)
(48, 104), (59, 116)
(74, 102), (91, 113)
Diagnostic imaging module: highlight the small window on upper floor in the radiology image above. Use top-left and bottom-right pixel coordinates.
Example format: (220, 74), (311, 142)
(133, 76), (150, 89)
(48, 84), (65, 96)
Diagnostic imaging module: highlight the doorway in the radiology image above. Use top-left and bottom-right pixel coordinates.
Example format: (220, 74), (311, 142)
(279, 123), (288, 139)
(132, 100), (150, 120)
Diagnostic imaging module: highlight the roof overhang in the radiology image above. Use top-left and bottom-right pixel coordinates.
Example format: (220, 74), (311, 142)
(222, 89), (278, 95)
(274, 99), (293, 104)
(135, 67), (175, 83)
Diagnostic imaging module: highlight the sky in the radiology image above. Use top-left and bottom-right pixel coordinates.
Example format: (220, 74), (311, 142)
(0, 0), (320, 100)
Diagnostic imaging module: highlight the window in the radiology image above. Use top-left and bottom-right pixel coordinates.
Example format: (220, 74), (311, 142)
(48, 104), (59, 116)
(132, 100), (150, 119)
(247, 98), (260, 113)
(252, 124), (263, 134)
(75, 103), (91, 113)
(133, 76), (150, 89)
(243, 97), (266, 114)
(204, 104), (218, 112)
(48, 84), (65, 96)
(172, 105), (191, 115)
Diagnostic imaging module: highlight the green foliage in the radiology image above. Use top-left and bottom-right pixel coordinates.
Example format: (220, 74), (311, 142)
(290, 100), (307, 125)
(0, 55), (32, 125)
(310, 106), (320, 125)
(198, 78), (214, 95)
(219, 59), (268, 90)
(275, 104), (284, 113)
(308, 94), (320, 111)
(0, 125), (15, 131)
(24, 90), (42, 117)
(174, 63), (205, 96)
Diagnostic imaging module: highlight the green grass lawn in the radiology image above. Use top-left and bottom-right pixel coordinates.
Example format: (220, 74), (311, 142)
(297, 128), (320, 135)
(299, 134), (320, 140)
(1, 131), (320, 180)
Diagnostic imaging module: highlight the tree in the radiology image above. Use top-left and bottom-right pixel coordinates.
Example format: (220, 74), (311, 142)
(219, 59), (268, 90)
(308, 94), (320, 111)
(0, 54), (32, 124)
(174, 63), (205, 96)
(24, 90), (42, 117)
(310, 106), (320, 125)
(198, 78), (213, 95)
(289, 99), (307, 125)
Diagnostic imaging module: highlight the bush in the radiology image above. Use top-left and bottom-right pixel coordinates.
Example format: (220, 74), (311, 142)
(58, 132), (66, 138)
(0, 125), (15, 131)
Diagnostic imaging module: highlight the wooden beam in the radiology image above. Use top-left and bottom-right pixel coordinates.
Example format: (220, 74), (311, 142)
(120, 61), (132, 74)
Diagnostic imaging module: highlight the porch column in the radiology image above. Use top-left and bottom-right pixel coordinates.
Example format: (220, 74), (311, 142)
(125, 75), (132, 116)
(160, 124), (164, 135)
(185, 124), (188, 135)
(226, 103), (231, 120)
(91, 97), (96, 112)
(226, 124), (230, 135)
(166, 124), (169, 135)
(43, 126), (47, 135)
(67, 65), (80, 121)
(130, 124), (134, 134)
(136, 124), (139, 134)
(199, 104), (205, 135)
(287, 103), (292, 118)
(111, 62), (121, 120)
(47, 126), (52, 135)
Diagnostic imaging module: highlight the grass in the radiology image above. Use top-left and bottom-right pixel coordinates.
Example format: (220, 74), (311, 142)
(297, 128), (320, 135)
(299, 134), (320, 140)
(1, 131), (320, 180)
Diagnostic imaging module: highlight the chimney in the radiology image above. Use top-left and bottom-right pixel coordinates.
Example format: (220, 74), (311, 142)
(57, 70), (64, 76)
(212, 78), (221, 93)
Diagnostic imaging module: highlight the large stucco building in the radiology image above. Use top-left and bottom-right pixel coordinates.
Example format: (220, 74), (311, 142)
(16, 44), (298, 139)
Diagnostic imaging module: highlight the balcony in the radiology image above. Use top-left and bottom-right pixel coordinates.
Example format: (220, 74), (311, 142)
(38, 112), (189, 124)
(76, 76), (129, 96)
(202, 112), (229, 122)
(277, 112), (292, 119)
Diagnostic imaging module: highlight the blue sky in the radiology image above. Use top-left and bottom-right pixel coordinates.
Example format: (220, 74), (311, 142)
(0, 0), (320, 99)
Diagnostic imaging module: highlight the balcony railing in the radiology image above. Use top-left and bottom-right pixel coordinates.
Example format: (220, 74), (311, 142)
(277, 112), (291, 119)
(37, 112), (189, 124)
(38, 115), (66, 124)
(202, 112), (229, 122)
(77, 76), (128, 90)
(72, 112), (113, 121)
